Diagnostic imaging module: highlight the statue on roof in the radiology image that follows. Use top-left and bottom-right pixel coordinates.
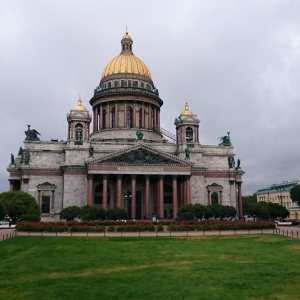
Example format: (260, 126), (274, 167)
(185, 147), (190, 159)
(219, 132), (232, 147)
(25, 125), (40, 141)
(136, 130), (143, 140)
(88, 145), (94, 158)
(10, 154), (14, 164)
(18, 147), (23, 156)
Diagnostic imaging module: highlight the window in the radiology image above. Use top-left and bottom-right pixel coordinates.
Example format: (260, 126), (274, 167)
(127, 106), (133, 128)
(139, 107), (142, 128)
(211, 192), (219, 205)
(103, 109), (107, 129)
(186, 127), (193, 142)
(133, 81), (138, 87)
(75, 123), (83, 141)
(108, 82), (111, 88)
(141, 82), (144, 88)
(128, 80), (131, 87)
(41, 191), (51, 213)
(114, 81), (119, 87)
(112, 107), (116, 128)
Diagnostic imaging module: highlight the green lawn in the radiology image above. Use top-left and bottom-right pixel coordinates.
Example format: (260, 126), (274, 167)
(1, 235), (300, 300)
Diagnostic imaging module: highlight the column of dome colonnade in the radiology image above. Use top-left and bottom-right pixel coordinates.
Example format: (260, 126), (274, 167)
(86, 173), (192, 219)
(89, 32), (163, 142)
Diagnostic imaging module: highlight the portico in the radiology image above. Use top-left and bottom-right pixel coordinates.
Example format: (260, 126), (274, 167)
(86, 144), (193, 219)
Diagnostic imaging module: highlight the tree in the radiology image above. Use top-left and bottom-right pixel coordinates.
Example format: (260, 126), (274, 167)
(0, 191), (40, 221)
(242, 194), (257, 216)
(268, 203), (289, 220)
(0, 203), (6, 220)
(60, 206), (81, 221)
(290, 184), (300, 206)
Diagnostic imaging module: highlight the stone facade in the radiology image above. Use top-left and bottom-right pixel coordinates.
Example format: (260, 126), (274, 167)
(7, 32), (244, 221)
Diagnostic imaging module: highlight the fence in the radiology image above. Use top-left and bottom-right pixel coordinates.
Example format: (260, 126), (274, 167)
(2, 227), (300, 240)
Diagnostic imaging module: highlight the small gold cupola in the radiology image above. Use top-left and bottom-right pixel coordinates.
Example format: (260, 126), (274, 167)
(72, 97), (87, 111)
(180, 102), (194, 116)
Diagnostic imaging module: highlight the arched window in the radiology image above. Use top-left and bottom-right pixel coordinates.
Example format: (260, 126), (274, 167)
(75, 123), (83, 141)
(41, 191), (51, 213)
(186, 127), (193, 142)
(102, 109), (107, 129)
(211, 192), (219, 205)
(112, 107), (116, 128)
(127, 106), (133, 128)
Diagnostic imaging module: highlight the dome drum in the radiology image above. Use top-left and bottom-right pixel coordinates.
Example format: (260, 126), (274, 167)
(91, 128), (162, 142)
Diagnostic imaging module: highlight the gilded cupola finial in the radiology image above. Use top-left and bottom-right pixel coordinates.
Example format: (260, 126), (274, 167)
(180, 101), (193, 115)
(72, 96), (87, 111)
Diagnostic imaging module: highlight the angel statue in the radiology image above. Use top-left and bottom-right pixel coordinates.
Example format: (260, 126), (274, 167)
(25, 125), (40, 141)
(218, 132), (232, 147)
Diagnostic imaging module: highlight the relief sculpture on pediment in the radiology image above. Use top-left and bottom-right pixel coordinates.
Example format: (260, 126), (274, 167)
(103, 149), (177, 165)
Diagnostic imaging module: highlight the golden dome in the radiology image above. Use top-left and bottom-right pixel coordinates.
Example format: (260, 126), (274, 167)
(72, 97), (87, 111)
(101, 32), (152, 80)
(180, 102), (193, 116)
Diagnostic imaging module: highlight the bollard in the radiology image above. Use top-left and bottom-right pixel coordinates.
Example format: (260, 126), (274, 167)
(292, 231), (293, 238)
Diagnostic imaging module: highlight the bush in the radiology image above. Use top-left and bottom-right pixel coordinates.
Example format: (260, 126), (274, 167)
(107, 208), (128, 220)
(80, 205), (103, 221)
(60, 206), (81, 221)
(19, 214), (40, 222)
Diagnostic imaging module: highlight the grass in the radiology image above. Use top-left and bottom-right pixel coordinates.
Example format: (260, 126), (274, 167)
(0, 235), (300, 300)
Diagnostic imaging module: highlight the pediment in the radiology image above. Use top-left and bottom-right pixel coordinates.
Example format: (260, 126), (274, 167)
(88, 144), (193, 166)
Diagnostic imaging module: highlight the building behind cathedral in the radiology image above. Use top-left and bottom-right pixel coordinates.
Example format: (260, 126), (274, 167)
(7, 32), (244, 221)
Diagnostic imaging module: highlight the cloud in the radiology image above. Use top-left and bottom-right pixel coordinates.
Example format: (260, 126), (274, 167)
(1, 0), (300, 195)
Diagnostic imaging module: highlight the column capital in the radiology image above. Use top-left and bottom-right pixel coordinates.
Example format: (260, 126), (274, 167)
(87, 174), (94, 180)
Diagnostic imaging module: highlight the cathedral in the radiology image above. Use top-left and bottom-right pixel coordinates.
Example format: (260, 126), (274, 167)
(7, 32), (244, 221)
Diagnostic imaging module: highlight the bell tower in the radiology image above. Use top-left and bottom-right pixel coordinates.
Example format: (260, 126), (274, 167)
(67, 97), (91, 144)
(174, 102), (200, 145)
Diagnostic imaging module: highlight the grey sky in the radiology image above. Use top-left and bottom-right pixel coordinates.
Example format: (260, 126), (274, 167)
(1, 0), (300, 195)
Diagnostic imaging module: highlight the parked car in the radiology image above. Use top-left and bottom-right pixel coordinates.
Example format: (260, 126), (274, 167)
(244, 215), (254, 222)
